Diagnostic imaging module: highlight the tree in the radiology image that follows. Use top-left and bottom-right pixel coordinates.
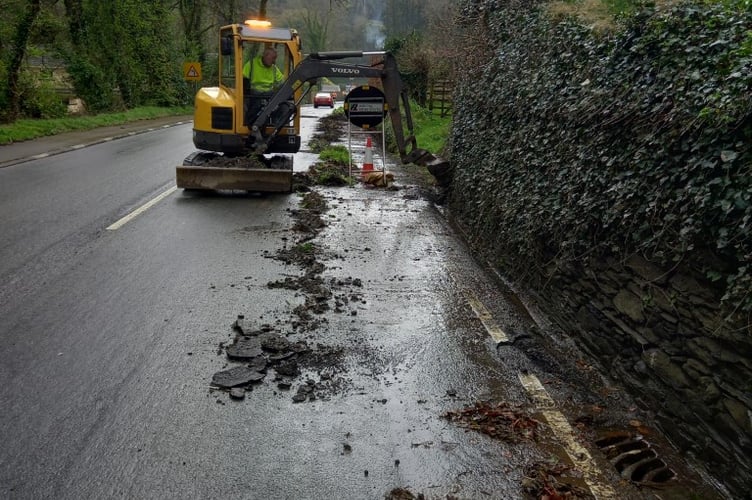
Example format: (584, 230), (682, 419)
(61, 0), (114, 111)
(384, 0), (425, 38)
(178, 0), (207, 62)
(60, 0), (190, 111)
(2, 0), (41, 123)
(300, 7), (329, 53)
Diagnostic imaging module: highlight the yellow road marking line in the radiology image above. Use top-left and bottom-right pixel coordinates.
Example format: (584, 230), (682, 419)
(518, 372), (617, 499)
(465, 291), (509, 343)
(106, 186), (177, 231)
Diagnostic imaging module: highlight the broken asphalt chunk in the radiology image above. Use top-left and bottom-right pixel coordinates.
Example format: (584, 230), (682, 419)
(211, 366), (266, 388)
(261, 334), (291, 352)
(247, 355), (267, 373)
(226, 337), (263, 360)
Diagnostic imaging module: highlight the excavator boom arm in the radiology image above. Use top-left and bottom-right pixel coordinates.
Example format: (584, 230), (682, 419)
(250, 52), (418, 162)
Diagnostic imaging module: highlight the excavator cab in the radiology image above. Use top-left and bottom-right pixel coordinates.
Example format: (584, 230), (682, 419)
(177, 20), (303, 192)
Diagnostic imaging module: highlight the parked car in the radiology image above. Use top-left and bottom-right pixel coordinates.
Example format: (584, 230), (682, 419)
(313, 92), (334, 108)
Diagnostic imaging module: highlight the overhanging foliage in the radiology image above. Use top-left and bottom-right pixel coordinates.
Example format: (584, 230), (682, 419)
(450, 0), (751, 315)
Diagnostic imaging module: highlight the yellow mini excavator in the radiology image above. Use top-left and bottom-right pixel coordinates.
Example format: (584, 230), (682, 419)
(176, 19), (450, 192)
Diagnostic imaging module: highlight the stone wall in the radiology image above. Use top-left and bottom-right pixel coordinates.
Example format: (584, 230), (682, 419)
(519, 253), (752, 494)
(445, 1), (752, 494)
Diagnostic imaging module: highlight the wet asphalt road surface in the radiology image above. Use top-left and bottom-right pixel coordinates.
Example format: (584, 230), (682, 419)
(0, 106), (721, 499)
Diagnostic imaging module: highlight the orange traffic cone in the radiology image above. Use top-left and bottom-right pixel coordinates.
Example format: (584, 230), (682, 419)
(362, 136), (374, 176)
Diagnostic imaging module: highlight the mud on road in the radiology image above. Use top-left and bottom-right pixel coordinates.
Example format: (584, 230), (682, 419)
(203, 112), (719, 500)
(210, 115), (385, 406)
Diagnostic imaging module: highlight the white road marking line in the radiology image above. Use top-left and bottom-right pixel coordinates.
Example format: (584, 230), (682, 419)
(71, 144), (86, 149)
(32, 153), (49, 159)
(465, 291), (509, 343)
(518, 372), (617, 499)
(106, 186), (177, 231)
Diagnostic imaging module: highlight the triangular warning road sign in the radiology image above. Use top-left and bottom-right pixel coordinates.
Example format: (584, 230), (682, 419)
(183, 61), (201, 81)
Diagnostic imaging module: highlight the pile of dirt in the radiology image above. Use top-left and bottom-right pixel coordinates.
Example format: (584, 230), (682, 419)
(198, 153), (289, 169)
(294, 161), (352, 190)
(308, 112), (347, 151)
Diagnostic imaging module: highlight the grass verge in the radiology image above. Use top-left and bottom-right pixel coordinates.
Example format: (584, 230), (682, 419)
(0, 106), (194, 145)
(403, 102), (452, 156)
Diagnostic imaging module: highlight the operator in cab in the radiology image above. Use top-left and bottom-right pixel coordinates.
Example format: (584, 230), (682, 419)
(243, 47), (283, 93)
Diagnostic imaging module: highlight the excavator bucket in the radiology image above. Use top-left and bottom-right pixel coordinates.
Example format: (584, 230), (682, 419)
(176, 152), (293, 192)
(404, 148), (452, 187)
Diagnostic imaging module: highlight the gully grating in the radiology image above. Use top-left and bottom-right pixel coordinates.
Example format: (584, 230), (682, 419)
(595, 431), (677, 486)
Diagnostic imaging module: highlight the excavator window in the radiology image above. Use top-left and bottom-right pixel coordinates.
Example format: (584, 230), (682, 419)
(220, 36), (233, 56)
(242, 42), (290, 125)
(219, 28), (235, 91)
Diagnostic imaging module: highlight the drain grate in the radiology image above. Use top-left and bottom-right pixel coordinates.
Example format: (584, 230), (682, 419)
(595, 431), (677, 486)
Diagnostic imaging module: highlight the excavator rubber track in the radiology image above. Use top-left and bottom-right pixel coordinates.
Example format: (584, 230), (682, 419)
(176, 151), (293, 192)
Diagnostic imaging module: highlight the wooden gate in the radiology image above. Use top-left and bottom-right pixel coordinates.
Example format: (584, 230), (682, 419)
(427, 80), (453, 117)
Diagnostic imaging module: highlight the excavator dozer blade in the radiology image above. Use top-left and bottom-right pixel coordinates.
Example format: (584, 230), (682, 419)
(176, 165), (293, 192)
(176, 152), (293, 192)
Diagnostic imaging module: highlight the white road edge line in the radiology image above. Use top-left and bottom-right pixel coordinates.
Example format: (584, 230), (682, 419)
(465, 291), (509, 343)
(106, 186), (177, 231)
(518, 372), (617, 500)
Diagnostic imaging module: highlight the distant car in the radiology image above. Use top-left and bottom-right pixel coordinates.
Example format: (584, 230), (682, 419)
(313, 92), (334, 108)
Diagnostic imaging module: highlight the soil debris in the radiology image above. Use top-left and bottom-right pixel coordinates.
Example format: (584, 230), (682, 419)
(210, 126), (368, 402)
(266, 189), (366, 331)
(294, 161), (352, 189)
(384, 488), (425, 500)
(443, 401), (543, 443)
(294, 112), (350, 189)
(198, 152), (290, 170)
(522, 460), (594, 500)
(308, 112), (347, 150)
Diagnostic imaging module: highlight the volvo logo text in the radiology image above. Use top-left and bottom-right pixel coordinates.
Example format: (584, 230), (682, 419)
(331, 68), (360, 74)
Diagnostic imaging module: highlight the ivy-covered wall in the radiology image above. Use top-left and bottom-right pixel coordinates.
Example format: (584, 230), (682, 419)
(449, 0), (751, 495)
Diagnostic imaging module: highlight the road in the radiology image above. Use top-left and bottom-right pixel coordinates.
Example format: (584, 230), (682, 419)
(0, 106), (720, 499)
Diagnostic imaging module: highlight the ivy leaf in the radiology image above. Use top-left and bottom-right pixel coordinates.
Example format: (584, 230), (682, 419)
(720, 150), (737, 162)
(707, 270), (723, 281)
